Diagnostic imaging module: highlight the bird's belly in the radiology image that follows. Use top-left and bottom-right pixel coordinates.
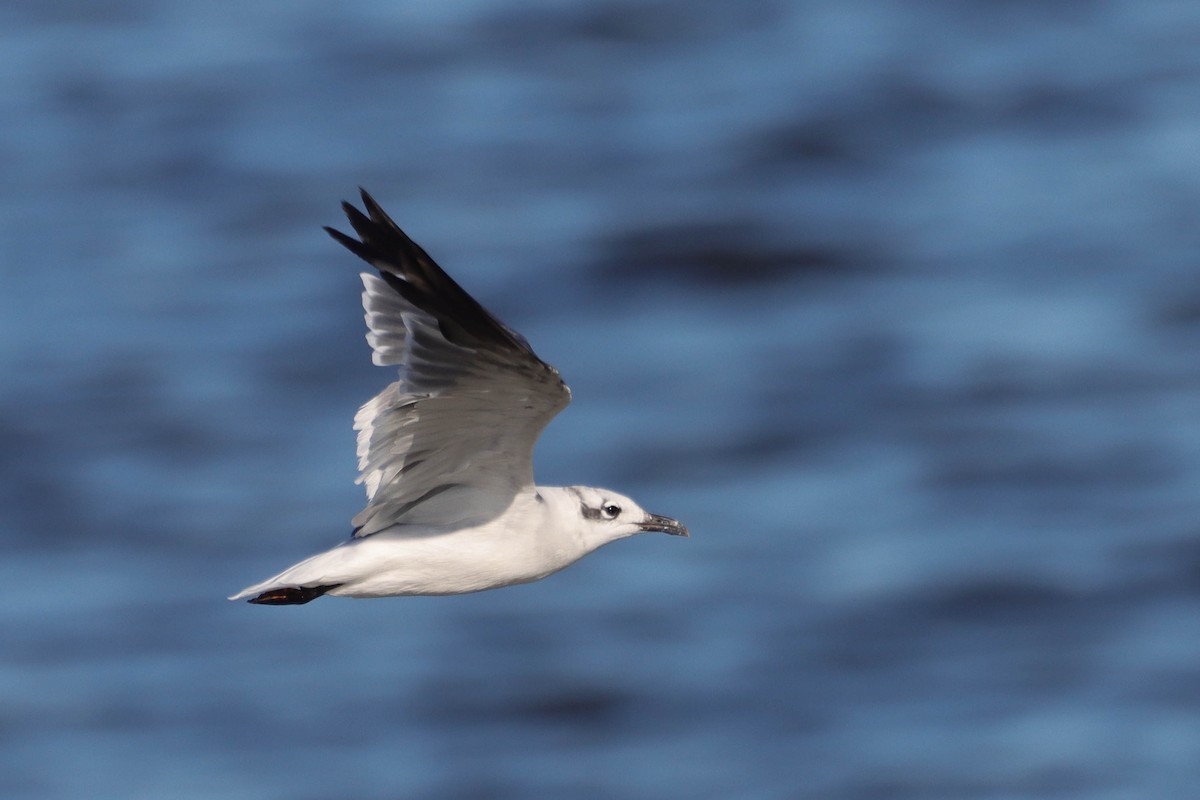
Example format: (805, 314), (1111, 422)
(329, 526), (578, 597)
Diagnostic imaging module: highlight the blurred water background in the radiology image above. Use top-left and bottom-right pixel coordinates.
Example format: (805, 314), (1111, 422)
(3, 1), (1200, 798)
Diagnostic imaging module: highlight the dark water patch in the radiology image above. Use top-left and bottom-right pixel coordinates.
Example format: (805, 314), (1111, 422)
(716, 427), (824, 462)
(428, 779), (525, 800)
(930, 0), (1119, 31)
(1003, 82), (1138, 134)
(863, 78), (978, 145)
(914, 577), (1081, 625)
(748, 64), (1137, 177)
(1120, 660), (1200, 708)
(945, 362), (1165, 409)
(743, 115), (880, 172)
(599, 607), (697, 644)
(512, 685), (630, 727)
(804, 606), (939, 676)
(48, 70), (247, 138)
(475, 0), (780, 50)
(761, 578), (1107, 698)
(899, 367), (1187, 506)
(0, 412), (88, 539)
(826, 774), (995, 800)
(1015, 766), (1111, 799)
(926, 441), (1175, 493)
(592, 220), (872, 290)
(744, 80), (972, 175)
(298, 17), (465, 79)
(412, 676), (634, 734)
(1152, 281), (1200, 331)
(875, 72), (1135, 140)
(829, 764), (1102, 800)
(1115, 532), (1200, 597)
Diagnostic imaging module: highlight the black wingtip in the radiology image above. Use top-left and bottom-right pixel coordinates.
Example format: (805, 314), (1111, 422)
(358, 186), (377, 212)
(358, 188), (401, 233)
(323, 190), (541, 356)
(323, 224), (372, 262)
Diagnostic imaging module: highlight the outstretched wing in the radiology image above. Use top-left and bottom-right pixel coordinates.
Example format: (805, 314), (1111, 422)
(325, 190), (571, 536)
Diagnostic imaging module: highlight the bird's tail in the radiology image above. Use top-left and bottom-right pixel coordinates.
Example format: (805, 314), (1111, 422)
(228, 543), (357, 604)
(243, 584), (342, 605)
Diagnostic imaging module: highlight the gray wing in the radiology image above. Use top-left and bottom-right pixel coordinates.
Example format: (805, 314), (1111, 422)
(325, 190), (571, 536)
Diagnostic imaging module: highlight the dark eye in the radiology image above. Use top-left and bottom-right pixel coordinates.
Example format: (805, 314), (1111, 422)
(601, 504), (621, 520)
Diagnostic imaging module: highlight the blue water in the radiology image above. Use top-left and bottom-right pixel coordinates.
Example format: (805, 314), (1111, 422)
(4, 1), (1200, 797)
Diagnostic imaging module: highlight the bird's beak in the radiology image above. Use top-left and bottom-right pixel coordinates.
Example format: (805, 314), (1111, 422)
(638, 513), (689, 537)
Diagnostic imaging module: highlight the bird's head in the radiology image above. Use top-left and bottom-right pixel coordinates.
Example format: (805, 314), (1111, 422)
(565, 486), (689, 548)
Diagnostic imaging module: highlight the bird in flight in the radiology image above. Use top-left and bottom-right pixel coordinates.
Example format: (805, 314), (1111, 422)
(231, 190), (687, 605)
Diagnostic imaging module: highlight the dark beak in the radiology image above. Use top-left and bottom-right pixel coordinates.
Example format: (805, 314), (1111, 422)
(638, 513), (689, 537)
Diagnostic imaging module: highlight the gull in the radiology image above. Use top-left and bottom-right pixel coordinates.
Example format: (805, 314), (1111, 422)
(230, 190), (688, 605)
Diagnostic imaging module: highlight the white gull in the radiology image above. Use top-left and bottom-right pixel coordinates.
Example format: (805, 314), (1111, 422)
(230, 190), (687, 604)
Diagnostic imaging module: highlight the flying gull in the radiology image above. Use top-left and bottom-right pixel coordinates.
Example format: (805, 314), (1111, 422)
(231, 190), (688, 604)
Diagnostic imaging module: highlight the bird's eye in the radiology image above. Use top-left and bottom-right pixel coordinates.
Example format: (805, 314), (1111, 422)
(601, 504), (621, 520)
